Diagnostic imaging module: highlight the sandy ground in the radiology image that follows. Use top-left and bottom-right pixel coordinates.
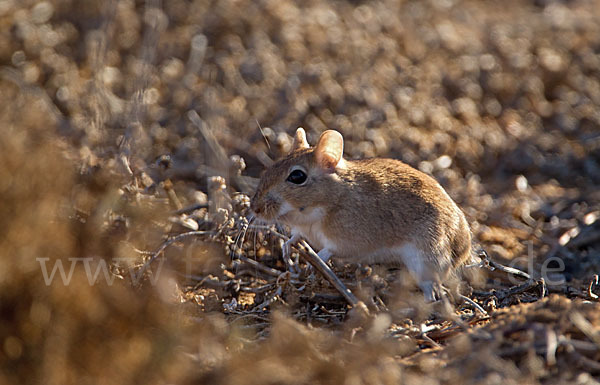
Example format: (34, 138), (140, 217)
(0, 0), (599, 384)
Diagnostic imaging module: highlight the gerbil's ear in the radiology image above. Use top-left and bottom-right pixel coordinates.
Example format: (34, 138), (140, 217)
(291, 127), (309, 151)
(315, 130), (344, 172)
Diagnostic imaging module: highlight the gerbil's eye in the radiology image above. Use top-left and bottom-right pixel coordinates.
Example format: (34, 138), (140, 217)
(286, 169), (307, 185)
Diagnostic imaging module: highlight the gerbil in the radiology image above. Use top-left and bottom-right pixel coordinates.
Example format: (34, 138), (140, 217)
(250, 128), (472, 301)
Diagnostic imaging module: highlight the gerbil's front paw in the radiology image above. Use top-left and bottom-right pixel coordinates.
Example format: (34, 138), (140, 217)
(282, 234), (301, 273)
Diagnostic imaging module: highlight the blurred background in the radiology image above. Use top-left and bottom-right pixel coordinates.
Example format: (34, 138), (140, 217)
(1, 0), (599, 384)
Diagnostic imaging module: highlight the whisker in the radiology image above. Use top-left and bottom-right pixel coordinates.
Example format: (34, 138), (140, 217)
(231, 213), (255, 261)
(230, 215), (249, 260)
(230, 227), (243, 260)
(256, 119), (270, 150)
(253, 218), (258, 262)
(248, 224), (288, 240)
(239, 218), (250, 253)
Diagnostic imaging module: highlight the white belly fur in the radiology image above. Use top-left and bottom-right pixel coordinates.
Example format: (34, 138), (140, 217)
(297, 235), (439, 283)
(282, 203), (441, 282)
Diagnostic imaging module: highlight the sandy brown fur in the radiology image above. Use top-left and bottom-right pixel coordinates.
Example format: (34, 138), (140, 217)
(251, 129), (472, 286)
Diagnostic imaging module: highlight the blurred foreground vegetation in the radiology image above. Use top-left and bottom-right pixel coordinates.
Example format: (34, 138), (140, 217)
(1, 0), (599, 384)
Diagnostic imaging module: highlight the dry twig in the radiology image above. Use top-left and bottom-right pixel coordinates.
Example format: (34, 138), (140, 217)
(138, 230), (214, 282)
(297, 240), (364, 310)
(477, 249), (531, 280)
